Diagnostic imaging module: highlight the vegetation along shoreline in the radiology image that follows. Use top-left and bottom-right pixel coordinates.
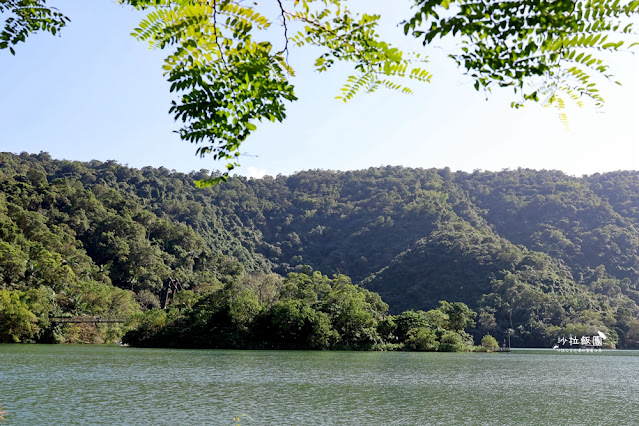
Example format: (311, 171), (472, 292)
(1, 152), (637, 350)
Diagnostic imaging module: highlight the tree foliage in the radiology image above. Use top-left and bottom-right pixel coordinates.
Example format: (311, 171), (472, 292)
(3, 1), (638, 176)
(124, 0), (431, 183)
(405, 0), (639, 116)
(0, 152), (246, 343)
(123, 270), (476, 351)
(4, 153), (639, 348)
(481, 334), (499, 351)
(0, 0), (68, 55)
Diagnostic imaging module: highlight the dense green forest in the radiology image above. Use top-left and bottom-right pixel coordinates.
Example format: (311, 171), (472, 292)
(2, 152), (639, 348)
(123, 271), (479, 351)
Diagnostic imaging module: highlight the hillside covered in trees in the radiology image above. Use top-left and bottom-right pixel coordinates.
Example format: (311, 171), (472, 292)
(2, 151), (639, 348)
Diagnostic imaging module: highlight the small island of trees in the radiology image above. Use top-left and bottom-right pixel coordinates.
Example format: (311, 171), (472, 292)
(124, 271), (482, 352)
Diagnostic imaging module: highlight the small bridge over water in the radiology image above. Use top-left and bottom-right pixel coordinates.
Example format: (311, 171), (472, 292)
(49, 316), (127, 324)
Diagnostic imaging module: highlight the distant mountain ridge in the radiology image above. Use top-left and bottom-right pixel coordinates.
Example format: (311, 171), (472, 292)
(2, 152), (639, 347)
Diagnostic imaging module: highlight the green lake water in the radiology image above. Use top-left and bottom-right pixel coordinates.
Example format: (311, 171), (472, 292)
(1, 345), (639, 425)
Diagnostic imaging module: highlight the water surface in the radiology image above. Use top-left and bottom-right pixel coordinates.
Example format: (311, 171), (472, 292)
(1, 345), (638, 425)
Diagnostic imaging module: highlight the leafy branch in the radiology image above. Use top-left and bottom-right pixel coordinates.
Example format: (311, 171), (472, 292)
(286, 4), (431, 101)
(0, 0), (69, 55)
(5, 0), (637, 181)
(405, 0), (639, 113)
(128, 0), (431, 184)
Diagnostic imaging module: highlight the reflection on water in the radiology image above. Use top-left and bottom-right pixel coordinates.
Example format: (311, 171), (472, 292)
(1, 345), (639, 425)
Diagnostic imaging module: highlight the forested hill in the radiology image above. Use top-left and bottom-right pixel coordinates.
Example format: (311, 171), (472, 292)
(3, 151), (639, 347)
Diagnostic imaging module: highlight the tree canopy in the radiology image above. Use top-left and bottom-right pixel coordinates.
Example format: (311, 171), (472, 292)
(4, 153), (639, 348)
(2, 0), (638, 181)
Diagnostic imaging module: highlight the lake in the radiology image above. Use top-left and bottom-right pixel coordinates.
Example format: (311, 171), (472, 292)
(1, 345), (639, 425)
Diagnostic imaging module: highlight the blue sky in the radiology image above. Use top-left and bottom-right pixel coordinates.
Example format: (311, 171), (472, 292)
(2, 0), (638, 178)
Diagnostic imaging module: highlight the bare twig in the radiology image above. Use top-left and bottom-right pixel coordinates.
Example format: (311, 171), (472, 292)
(276, 0), (289, 61)
(212, 0), (228, 67)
